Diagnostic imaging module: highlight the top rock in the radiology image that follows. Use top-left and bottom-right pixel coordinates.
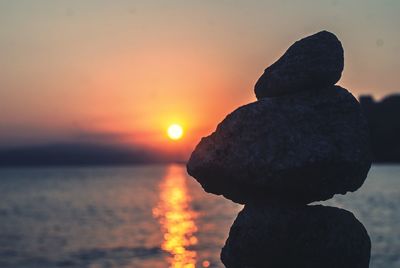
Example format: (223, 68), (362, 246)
(255, 31), (344, 99)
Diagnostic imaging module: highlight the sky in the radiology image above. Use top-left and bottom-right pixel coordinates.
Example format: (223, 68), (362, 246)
(0, 0), (399, 154)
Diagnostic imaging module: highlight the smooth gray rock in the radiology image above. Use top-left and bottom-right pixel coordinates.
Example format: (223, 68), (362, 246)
(221, 205), (371, 268)
(255, 31), (344, 98)
(187, 86), (371, 204)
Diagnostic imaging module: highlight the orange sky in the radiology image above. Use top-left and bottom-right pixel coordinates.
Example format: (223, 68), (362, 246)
(0, 1), (399, 155)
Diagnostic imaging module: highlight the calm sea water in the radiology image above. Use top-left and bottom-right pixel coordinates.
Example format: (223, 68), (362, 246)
(0, 165), (399, 268)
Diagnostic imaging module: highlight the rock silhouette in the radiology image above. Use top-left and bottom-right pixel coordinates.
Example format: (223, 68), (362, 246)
(187, 85), (371, 204)
(221, 205), (371, 268)
(187, 30), (371, 268)
(255, 31), (344, 98)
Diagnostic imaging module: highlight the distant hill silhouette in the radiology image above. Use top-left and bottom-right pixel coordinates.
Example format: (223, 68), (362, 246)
(360, 94), (400, 163)
(1, 94), (400, 166)
(0, 143), (184, 167)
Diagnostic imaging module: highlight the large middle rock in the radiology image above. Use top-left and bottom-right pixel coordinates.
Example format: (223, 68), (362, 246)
(187, 86), (371, 204)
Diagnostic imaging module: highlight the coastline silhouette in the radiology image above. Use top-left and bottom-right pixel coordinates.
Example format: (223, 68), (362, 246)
(360, 94), (400, 163)
(0, 94), (399, 167)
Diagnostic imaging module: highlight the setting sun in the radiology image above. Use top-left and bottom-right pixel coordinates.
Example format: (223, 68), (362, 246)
(167, 124), (184, 140)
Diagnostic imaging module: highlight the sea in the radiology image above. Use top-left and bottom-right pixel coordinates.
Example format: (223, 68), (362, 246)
(0, 164), (399, 268)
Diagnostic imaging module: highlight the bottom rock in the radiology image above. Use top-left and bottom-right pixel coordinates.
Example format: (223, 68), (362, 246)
(221, 205), (370, 268)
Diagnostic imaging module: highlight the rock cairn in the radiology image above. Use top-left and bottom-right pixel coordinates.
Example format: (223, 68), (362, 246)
(187, 31), (372, 268)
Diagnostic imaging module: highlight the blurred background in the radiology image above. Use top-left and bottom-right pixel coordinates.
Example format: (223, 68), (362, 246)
(0, 1), (399, 267)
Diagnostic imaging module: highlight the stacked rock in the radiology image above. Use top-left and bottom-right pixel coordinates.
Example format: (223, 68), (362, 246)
(187, 31), (372, 268)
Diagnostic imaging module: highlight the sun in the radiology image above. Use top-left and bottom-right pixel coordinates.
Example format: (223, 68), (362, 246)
(167, 124), (184, 140)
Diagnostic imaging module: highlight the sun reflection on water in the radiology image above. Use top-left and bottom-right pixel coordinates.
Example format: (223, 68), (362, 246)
(153, 165), (198, 268)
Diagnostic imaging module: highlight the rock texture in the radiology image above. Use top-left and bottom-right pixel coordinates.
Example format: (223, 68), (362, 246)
(255, 31), (344, 98)
(221, 205), (371, 268)
(187, 85), (371, 204)
(186, 30), (372, 268)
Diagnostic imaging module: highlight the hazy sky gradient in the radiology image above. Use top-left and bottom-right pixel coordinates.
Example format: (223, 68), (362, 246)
(1, 0), (399, 148)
